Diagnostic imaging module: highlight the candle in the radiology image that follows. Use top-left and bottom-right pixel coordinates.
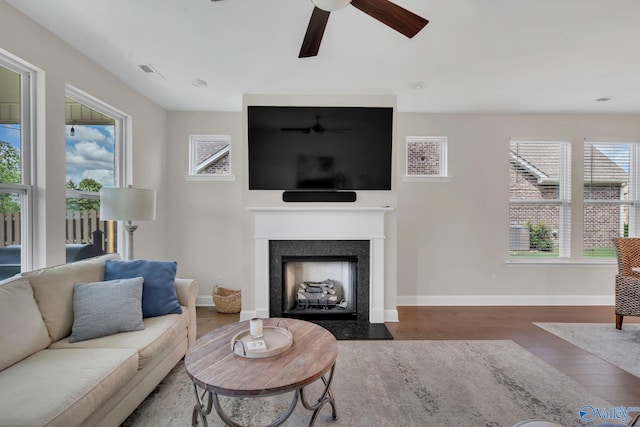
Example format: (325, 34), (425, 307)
(250, 318), (263, 338)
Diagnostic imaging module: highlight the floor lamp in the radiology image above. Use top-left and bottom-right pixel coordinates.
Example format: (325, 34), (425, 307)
(99, 187), (157, 260)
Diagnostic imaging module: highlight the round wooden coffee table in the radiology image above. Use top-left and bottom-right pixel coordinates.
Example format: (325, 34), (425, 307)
(184, 318), (338, 427)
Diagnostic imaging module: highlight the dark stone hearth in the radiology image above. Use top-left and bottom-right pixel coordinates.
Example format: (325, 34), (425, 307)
(269, 240), (370, 321)
(310, 320), (393, 340)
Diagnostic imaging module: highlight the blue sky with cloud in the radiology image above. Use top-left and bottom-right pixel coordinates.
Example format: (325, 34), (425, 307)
(1, 124), (114, 188)
(0, 124), (20, 149)
(65, 124), (115, 188)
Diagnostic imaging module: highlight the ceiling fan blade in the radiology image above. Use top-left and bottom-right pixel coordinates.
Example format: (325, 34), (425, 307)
(299, 7), (331, 58)
(350, 0), (428, 38)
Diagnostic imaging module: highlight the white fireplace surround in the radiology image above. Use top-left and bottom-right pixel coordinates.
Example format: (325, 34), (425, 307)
(245, 207), (394, 323)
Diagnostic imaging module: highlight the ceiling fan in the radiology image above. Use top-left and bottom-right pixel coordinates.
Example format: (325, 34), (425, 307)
(299, 0), (429, 58)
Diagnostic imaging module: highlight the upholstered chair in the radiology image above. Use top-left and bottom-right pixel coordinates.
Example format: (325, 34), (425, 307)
(613, 238), (640, 329)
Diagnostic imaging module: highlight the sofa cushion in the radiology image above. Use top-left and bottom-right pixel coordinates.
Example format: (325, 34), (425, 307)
(70, 277), (145, 343)
(51, 308), (188, 371)
(22, 254), (120, 341)
(0, 347), (138, 427)
(104, 259), (182, 318)
(0, 278), (51, 370)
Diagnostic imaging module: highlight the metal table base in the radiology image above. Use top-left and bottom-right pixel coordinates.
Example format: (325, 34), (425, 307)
(191, 364), (337, 427)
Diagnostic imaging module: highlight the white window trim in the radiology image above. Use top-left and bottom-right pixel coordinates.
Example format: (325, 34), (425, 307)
(505, 259), (615, 266)
(0, 51), (36, 273)
(65, 85), (129, 257)
(583, 140), (640, 258)
(185, 134), (235, 181)
(402, 176), (453, 183)
(630, 143), (640, 236)
(184, 174), (236, 182)
(402, 136), (451, 182)
(558, 141), (572, 258)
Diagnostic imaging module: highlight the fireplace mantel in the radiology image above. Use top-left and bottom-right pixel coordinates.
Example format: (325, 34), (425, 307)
(245, 207), (393, 323)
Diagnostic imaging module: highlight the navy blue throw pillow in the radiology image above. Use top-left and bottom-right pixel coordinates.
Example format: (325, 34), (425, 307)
(104, 260), (182, 318)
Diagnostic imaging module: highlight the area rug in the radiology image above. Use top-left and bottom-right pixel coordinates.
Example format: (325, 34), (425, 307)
(121, 340), (612, 427)
(535, 322), (640, 378)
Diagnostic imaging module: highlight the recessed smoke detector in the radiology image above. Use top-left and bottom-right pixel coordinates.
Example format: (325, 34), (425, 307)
(138, 64), (167, 81)
(410, 81), (424, 90)
(192, 79), (208, 88)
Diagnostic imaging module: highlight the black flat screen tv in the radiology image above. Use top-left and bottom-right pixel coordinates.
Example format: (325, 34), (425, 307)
(247, 106), (393, 191)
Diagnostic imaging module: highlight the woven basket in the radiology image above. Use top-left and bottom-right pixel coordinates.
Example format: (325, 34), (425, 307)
(212, 285), (241, 314)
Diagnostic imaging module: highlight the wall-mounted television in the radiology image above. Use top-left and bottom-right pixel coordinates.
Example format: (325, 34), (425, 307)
(247, 106), (393, 191)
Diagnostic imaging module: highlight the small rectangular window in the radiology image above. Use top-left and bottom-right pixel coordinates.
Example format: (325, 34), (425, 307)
(188, 135), (232, 178)
(406, 136), (447, 178)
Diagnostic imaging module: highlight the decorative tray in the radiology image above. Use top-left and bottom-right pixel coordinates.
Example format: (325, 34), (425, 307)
(230, 326), (293, 359)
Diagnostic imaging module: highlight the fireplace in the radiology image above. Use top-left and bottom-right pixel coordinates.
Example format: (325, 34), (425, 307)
(269, 240), (370, 321)
(247, 207), (393, 324)
(283, 257), (356, 314)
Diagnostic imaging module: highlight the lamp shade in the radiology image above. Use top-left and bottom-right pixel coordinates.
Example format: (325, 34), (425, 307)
(99, 187), (156, 221)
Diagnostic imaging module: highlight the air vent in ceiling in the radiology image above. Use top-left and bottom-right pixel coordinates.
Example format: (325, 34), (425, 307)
(138, 64), (167, 81)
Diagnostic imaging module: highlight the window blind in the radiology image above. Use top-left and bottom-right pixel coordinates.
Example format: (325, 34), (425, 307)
(583, 142), (636, 257)
(509, 140), (571, 258)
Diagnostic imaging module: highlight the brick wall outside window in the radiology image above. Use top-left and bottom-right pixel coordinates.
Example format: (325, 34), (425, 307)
(510, 165), (622, 250)
(190, 136), (231, 176)
(407, 140), (441, 175)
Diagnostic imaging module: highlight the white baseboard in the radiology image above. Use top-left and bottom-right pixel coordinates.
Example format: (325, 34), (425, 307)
(197, 295), (400, 323)
(198, 294), (613, 322)
(239, 310), (255, 322)
(384, 309), (399, 322)
(396, 294), (615, 306)
(196, 295), (214, 306)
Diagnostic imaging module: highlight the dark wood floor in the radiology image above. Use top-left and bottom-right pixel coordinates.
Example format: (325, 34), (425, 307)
(196, 305), (640, 408)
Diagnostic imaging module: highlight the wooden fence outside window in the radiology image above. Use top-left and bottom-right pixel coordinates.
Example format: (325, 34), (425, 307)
(1, 210), (115, 252)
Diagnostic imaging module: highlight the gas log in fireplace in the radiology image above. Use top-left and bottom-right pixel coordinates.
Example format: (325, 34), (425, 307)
(269, 240), (370, 321)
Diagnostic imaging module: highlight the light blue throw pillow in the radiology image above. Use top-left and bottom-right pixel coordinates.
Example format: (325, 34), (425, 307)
(104, 260), (182, 318)
(70, 277), (144, 343)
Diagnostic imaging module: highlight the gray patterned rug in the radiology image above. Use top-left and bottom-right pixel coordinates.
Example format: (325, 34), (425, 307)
(535, 322), (640, 378)
(121, 340), (611, 427)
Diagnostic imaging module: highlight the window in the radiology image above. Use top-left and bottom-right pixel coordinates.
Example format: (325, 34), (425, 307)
(186, 135), (234, 180)
(509, 140), (571, 258)
(404, 136), (448, 180)
(65, 87), (125, 261)
(0, 54), (34, 278)
(583, 141), (640, 258)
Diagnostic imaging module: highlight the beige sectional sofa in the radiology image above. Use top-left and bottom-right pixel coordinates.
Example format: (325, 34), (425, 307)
(0, 254), (198, 427)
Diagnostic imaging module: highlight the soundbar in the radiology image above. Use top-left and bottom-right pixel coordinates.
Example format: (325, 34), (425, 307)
(282, 191), (357, 203)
